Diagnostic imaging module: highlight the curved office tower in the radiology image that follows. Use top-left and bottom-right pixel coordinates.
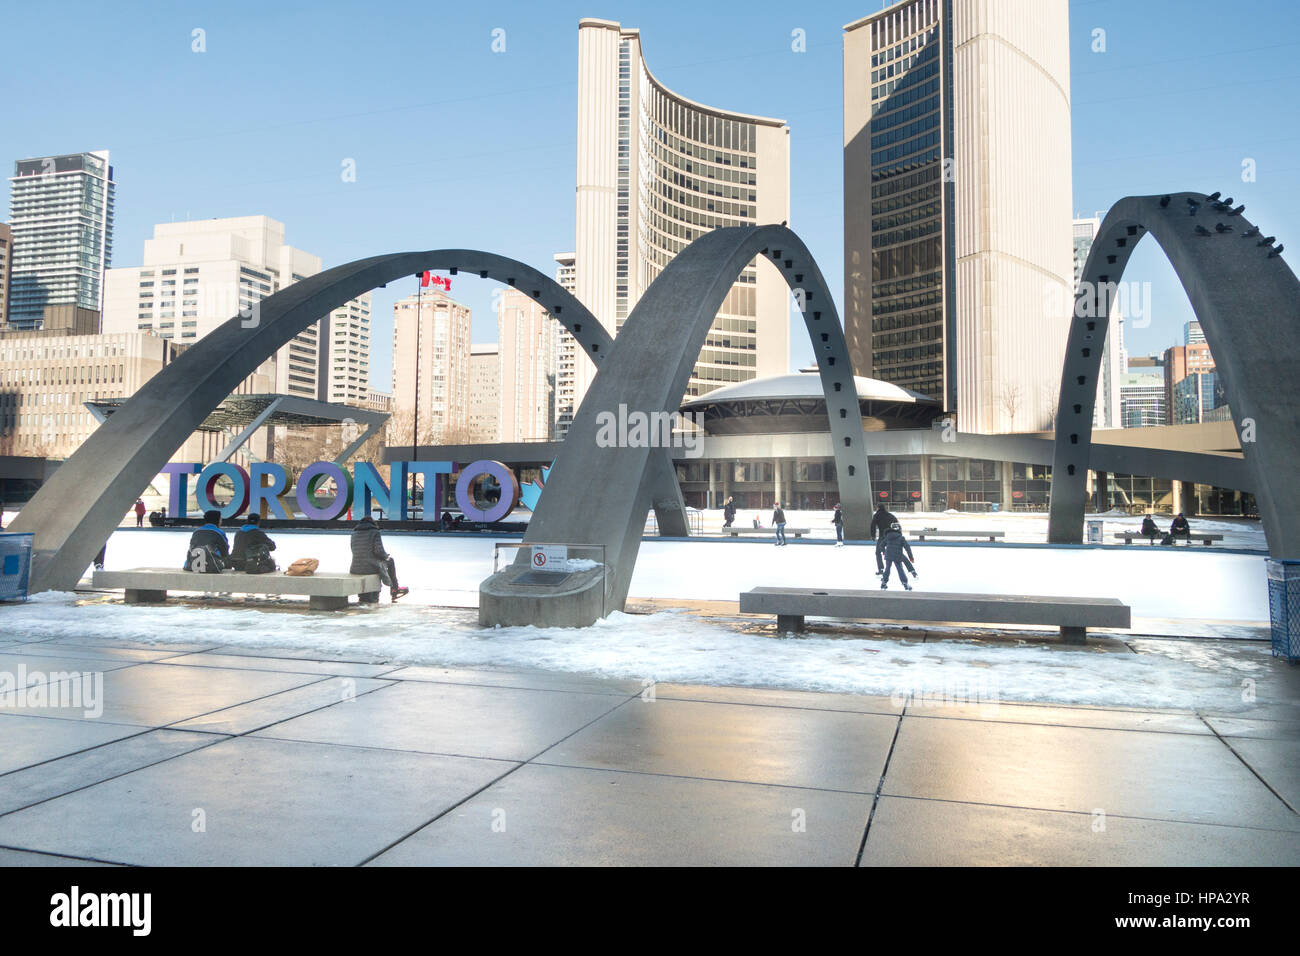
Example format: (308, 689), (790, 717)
(844, 0), (1073, 433)
(574, 18), (791, 408)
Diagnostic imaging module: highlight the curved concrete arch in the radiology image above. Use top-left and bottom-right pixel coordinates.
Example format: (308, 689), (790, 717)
(482, 224), (873, 625)
(12, 249), (685, 592)
(1048, 192), (1300, 557)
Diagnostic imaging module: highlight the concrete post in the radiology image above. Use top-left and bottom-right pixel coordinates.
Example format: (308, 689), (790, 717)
(1000, 460), (1013, 512)
(707, 461), (716, 510)
(773, 458), (782, 507)
(1172, 479), (1184, 515)
(920, 455), (931, 513)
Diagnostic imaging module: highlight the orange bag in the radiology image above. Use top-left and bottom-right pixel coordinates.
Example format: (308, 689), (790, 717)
(284, 558), (319, 576)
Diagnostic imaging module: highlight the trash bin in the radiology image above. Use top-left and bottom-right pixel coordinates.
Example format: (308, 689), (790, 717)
(0, 532), (33, 602)
(1085, 519), (1105, 545)
(1267, 559), (1300, 663)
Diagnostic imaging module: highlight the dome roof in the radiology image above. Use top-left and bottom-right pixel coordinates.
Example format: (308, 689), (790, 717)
(681, 370), (937, 410)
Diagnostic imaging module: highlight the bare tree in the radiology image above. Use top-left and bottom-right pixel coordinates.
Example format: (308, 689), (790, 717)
(1000, 384), (1022, 432)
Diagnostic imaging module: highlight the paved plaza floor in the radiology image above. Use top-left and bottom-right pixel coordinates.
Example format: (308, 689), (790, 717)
(0, 630), (1296, 866)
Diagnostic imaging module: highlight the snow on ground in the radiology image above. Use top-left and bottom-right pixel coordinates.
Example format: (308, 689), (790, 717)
(0, 591), (1276, 713)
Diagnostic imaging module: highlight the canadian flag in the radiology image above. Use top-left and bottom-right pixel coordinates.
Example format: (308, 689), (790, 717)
(420, 271), (451, 291)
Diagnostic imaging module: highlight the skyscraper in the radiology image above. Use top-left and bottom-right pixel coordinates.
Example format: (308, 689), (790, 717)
(552, 252), (579, 438)
(467, 343), (500, 443)
(843, 0), (1074, 432)
(496, 288), (555, 443)
(574, 18), (791, 406)
(319, 296), (373, 408)
(391, 289), (471, 444)
(0, 223), (12, 327)
(102, 216), (350, 402)
(7, 151), (115, 330)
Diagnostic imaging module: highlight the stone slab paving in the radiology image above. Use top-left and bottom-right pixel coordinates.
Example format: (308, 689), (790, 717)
(0, 632), (1294, 866)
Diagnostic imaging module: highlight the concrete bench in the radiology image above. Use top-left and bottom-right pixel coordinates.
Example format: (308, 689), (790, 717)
(911, 529), (1005, 541)
(93, 567), (383, 611)
(722, 528), (811, 538)
(1113, 531), (1224, 546)
(739, 586), (1130, 644)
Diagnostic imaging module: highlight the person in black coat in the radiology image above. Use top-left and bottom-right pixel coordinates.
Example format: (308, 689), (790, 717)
(231, 513), (277, 573)
(772, 502), (787, 546)
(877, 522), (915, 590)
(870, 503), (898, 573)
(350, 516), (408, 602)
(1170, 513), (1191, 540)
(832, 503), (845, 546)
(722, 496), (736, 528)
(1140, 514), (1160, 543)
(185, 510), (230, 572)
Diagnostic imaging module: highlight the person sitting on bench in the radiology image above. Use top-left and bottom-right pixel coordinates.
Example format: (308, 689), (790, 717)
(1170, 513), (1191, 540)
(231, 513), (277, 573)
(185, 510), (230, 573)
(350, 515), (408, 603)
(1140, 514), (1160, 543)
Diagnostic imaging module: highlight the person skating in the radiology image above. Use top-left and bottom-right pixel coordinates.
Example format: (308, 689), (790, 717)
(722, 496), (736, 529)
(772, 502), (787, 546)
(185, 510), (230, 573)
(350, 515), (408, 602)
(133, 498), (146, 527)
(1140, 513), (1160, 544)
(231, 513), (277, 573)
(832, 503), (845, 546)
(878, 522), (915, 590)
(870, 503), (898, 574)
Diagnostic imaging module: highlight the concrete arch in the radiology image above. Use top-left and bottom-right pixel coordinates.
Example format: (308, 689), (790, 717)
(1048, 192), (1300, 557)
(12, 249), (685, 592)
(481, 224), (873, 625)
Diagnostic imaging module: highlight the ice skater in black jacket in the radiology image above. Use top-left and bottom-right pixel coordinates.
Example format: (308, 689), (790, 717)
(870, 504), (898, 573)
(876, 523), (915, 590)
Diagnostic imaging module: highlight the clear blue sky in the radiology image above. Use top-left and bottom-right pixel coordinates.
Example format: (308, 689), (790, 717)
(2, 0), (1297, 389)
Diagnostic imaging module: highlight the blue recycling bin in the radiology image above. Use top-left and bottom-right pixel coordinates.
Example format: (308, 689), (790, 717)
(1267, 559), (1300, 663)
(0, 533), (33, 602)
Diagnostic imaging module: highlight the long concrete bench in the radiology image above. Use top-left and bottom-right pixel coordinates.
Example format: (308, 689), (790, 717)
(1113, 531), (1224, 546)
(722, 527), (811, 538)
(911, 529), (1005, 541)
(93, 568), (383, 611)
(739, 586), (1130, 644)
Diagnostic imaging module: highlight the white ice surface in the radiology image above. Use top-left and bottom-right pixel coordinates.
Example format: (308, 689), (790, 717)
(0, 523), (1276, 712)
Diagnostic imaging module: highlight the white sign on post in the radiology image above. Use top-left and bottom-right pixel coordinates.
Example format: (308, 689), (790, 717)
(530, 545), (568, 570)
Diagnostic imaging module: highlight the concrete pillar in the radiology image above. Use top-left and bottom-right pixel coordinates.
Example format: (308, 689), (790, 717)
(919, 455), (931, 512)
(773, 458), (782, 507)
(1000, 460), (1013, 512)
(1171, 479), (1184, 515)
(707, 461), (717, 510)
(720, 460), (731, 503)
(1096, 471), (1109, 512)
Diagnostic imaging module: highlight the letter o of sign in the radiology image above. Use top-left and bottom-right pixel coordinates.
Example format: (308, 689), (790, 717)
(195, 463), (250, 519)
(297, 461), (353, 520)
(455, 460), (520, 522)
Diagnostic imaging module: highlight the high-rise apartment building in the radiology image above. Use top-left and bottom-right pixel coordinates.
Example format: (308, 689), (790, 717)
(391, 289), (472, 444)
(1073, 218), (1125, 429)
(467, 344), (500, 443)
(1163, 341), (1215, 423)
(843, 0), (1074, 432)
(497, 288), (555, 443)
(103, 216), (366, 404)
(0, 223), (12, 327)
(7, 151), (115, 330)
(1184, 320), (1205, 345)
(574, 18), (791, 406)
(319, 296), (373, 407)
(553, 252), (580, 438)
